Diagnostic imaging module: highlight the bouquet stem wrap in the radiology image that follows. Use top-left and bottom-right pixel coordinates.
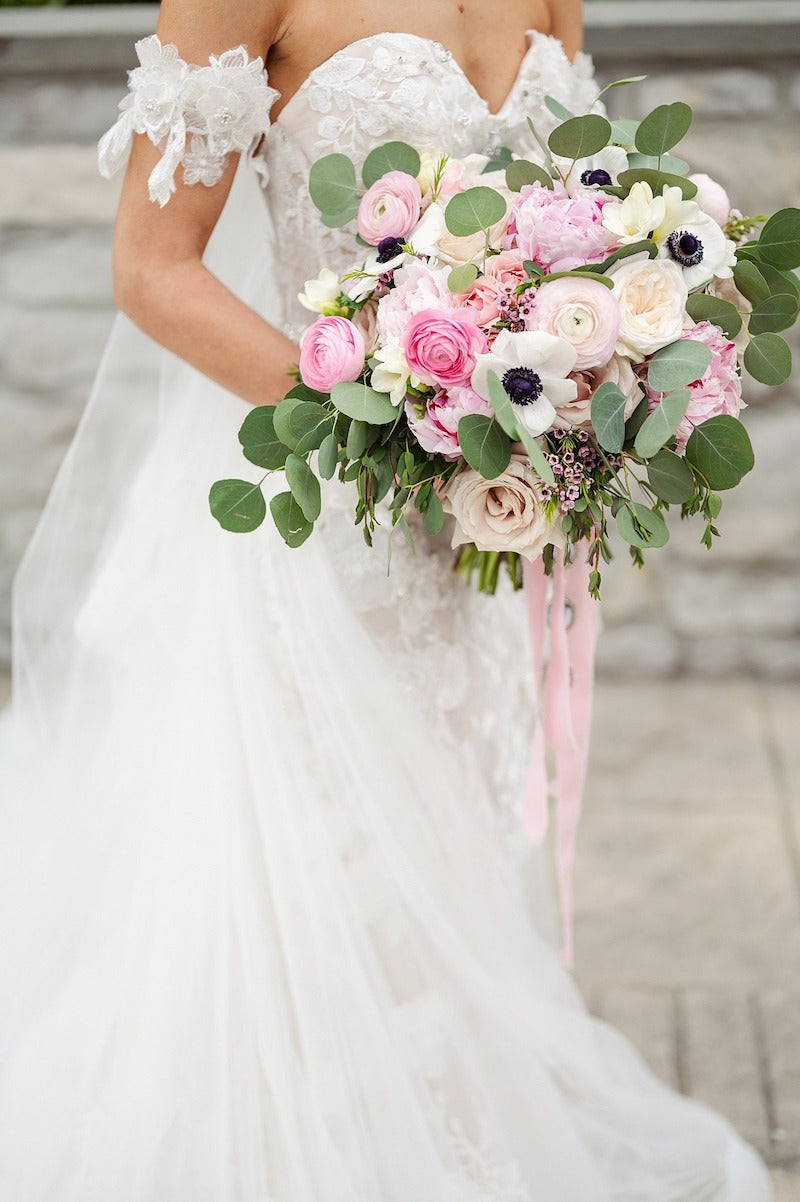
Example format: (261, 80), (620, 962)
(523, 553), (598, 967)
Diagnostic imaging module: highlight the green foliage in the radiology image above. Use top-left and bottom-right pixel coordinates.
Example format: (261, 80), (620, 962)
(617, 168), (697, 200)
(634, 389), (691, 458)
(457, 414), (512, 479)
(548, 114), (612, 160)
(757, 207), (800, 271)
(505, 160), (554, 193)
(685, 416), (755, 491)
(362, 141), (421, 188)
(684, 294), (742, 339)
(330, 381), (400, 424)
(616, 503), (670, 550)
(444, 187), (508, 237)
(270, 492), (314, 548)
(238, 406), (290, 471)
(591, 381), (628, 453)
(647, 449), (695, 504)
(447, 263), (480, 293)
(634, 102), (693, 157)
(209, 479), (266, 533)
(647, 340), (713, 393)
(743, 332), (793, 386)
(748, 293), (799, 336)
(284, 454), (322, 523)
(308, 154), (359, 223)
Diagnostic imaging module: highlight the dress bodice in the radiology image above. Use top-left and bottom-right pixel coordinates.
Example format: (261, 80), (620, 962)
(258, 31), (600, 335)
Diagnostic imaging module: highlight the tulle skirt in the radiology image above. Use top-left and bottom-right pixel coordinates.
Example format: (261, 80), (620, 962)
(0, 164), (773, 1201)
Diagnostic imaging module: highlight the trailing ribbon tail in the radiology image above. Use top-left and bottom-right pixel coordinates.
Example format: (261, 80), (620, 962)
(523, 553), (599, 968)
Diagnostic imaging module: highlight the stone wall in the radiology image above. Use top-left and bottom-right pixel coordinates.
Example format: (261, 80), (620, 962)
(0, 3), (798, 675)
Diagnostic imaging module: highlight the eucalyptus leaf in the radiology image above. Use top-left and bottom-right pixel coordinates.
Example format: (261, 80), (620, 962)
(548, 114), (612, 161)
(610, 118), (639, 148)
(486, 369), (521, 439)
(320, 204), (360, 229)
(483, 146), (514, 172)
(238, 406), (290, 470)
(345, 419), (370, 460)
(362, 141), (421, 188)
(544, 95), (575, 122)
(541, 269), (614, 289)
(286, 383), (329, 405)
(647, 340), (713, 392)
(684, 294), (742, 339)
(733, 260), (770, 306)
(582, 240), (659, 275)
(634, 389), (691, 458)
(444, 186), (508, 237)
(513, 422), (556, 486)
(317, 432), (340, 480)
(457, 414), (512, 479)
(423, 491), (445, 536)
(685, 415), (755, 490)
(448, 262), (480, 293)
(309, 153), (358, 216)
(331, 381), (401, 424)
(647, 448), (696, 503)
(617, 168), (697, 200)
(626, 152), (690, 176)
(756, 261), (800, 301)
(506, 159), (554, 192)
(284, 453), (322, 522)
(634, 102), (693, 157)
(270, 491), (314, 548)
(743, 332), (793, 385)
(288, 402), (335, 455)
(209, 479), (267, 533)
(273, 396), (303, 450)
(591, 381), (628, 453)
(527, 117), (556, 168)
(616, 503), (670, 549)
(757, 207), (800, 271)
(624, 395), (649, 442)
(748, 292), (799, 335)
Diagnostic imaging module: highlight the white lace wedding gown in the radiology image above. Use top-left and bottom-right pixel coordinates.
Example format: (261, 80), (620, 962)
(0, 29), (774, 1202)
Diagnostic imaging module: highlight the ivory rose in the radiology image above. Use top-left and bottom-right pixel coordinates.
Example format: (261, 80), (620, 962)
(357, 171), (423, 246)
(444, 454), (564, 561)
(608, 258), (689, 361)
(526, 277), (621, 370)
(299, 316), (365, 392)
(403, 309), (487, 389)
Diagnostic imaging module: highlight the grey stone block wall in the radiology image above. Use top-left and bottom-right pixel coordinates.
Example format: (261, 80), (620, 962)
(0, 13), (798, 675)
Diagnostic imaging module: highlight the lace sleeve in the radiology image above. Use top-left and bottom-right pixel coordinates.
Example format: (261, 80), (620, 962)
(97, 34), (279, 207)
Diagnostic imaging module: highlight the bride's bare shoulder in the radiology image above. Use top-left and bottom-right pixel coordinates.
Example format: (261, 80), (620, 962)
(542, 0), (584, 58)
(155, 0), (291, 61)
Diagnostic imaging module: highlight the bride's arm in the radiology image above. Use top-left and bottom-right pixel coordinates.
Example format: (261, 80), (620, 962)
(548, 0), (584, 60)
(111, 0), (298, 408)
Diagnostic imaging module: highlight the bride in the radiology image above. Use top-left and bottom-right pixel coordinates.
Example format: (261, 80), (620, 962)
(0, 0), (775, 1197)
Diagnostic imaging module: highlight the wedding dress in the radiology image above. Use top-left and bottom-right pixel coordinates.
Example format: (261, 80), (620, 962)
(0, 29), (774, 1201)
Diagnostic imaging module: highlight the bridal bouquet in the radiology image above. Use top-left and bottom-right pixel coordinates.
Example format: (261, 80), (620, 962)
(211, 86), (800, 597)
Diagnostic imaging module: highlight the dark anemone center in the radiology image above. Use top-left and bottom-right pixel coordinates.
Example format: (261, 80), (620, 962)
(502, 367), (543, 406)
(581, 168), (613, 188)
(667, 229), (704, 267)
(376, 236), (405, 264)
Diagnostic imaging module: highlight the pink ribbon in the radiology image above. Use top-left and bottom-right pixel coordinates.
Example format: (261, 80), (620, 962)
(522, 552), (599, 968)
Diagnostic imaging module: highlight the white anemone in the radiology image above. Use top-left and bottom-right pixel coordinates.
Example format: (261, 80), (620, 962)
(659, 215), (737, 289)
(471, 330), (578, 437)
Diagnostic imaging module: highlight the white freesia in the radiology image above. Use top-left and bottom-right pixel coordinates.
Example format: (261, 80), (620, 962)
(417, 150), (449, 197)
(370, 343), (416, 407)
(444, 454), (565, 561)
(602, 181), (699, 246)
(608, 257), (689, 361)
(471, 329), (578, 437)
(298, 268), (342, 315)
(659, 216), (736, 289)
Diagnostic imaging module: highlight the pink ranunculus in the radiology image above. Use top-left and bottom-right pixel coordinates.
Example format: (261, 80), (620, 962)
(510, 182), (618, 273)
(357, 171), (423, 246)
(376, 259), (455, 346)
(646, 320), (744, 449)
(299, 316), (366, 392)
(458, 275), (504, 327)
(527, 277), (622, 370)
(405, 385), (493, 460)
(403, 309), (488, 389)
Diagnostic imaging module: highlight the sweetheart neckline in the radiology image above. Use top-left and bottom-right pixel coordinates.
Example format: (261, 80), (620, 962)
(272, 29), (571, 130)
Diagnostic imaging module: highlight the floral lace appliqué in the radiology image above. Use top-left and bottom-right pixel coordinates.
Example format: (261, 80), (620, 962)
(98, 35), (278, 206)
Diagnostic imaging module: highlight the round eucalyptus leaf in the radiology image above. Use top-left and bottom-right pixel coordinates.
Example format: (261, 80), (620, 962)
(591, 381), (628, 453)
(647, 448), (696, 503)
(647, 340), (713, 393)
(743, 332), (793, 386)
(332, 382), (400, 424)
(317, 432), (340, 480)
(270, 491), (314, 549)
(485, 369), (521, 439)
(626, 152), (690, 176)
(685, 415), (755, 491)
(238, 406), (291, 470)
(610, 118), (639, 149)
(345, 418), (370, 460)
(748, 292), (799, 335)
(590, 240), (658, 275)
(273, 396), (303, 450)
(544, 95), (574, 122)
(284, 453), (322, 523)
(616, 503), (670, 549)
(684, 294), (742, 339)
(457, 414), (512, 479)
(320, 203), (360, 229)
(634, 389), (691, 459)
(733, 260), (770, 307)
(209, 479), (267, 533)
(309, 154), (358, 216)
(757, 207), (800, 271)
(548, 114), (612, 161)
(362, 141), (422, 188)
(506, 159), (554, 193)
(448, 263), (480, 294)
(634, 102), (693, 157)
(444, 187), (508, 237)
(617, 168), (697, 200)
(756, 261), (800, 302)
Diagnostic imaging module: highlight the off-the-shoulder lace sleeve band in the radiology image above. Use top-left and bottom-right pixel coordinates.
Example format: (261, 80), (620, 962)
(97, 35), (279, 207)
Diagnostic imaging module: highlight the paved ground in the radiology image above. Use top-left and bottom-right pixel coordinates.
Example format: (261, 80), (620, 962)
(1, 670), (797, 1194)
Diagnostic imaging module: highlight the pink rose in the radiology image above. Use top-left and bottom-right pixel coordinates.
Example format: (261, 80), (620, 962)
(645, 321), (744, 449)
(403, 309), (488, 389)
(299, 316), (366, 392)
(562, 355), (641, 429)
(376, 259), (455, 345)
(527, 277), (621, 370)
(405, 385), (493, 460)
(509, 183), (618, 272)
(458, 276), (504, 327)
(485, 250), (527, 290)
(357, 171), (423, 246)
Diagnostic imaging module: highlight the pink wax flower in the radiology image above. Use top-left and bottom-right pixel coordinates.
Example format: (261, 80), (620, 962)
(646, 320), (744, 449)
(509, 183), (618, 273)
(357, 171), (423, 246)
(405, 385), (493, 460)
(403, 308), (488, 389)
(376, 259), (455, 345)
(299, 316), (366, 392)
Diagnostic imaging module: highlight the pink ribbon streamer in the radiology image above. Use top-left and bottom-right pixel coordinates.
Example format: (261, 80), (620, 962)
(522, 552), (599, 968)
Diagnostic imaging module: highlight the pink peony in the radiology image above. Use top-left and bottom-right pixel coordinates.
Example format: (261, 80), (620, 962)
(376, 259), (455, 345)
(357, 171), (423, 246)
(405, 385), (493, 460)
(687, 173), (732, 227)
(509, 183), (618, 273)
(526, 277), (621, 370)
(646, 321), (744, 449)
(299, 316), (366, 392)
(404, 308), (488, 389)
